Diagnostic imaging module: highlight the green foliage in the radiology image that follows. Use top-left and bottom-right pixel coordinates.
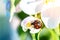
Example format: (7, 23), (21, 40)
(14, 0), (20, 6)
(40, 28), (51, 40)
(16, 11), (29, 20)
(17, 26), (32, 40)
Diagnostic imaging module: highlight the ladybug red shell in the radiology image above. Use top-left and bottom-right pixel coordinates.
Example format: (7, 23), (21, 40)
(31, 20), (42, 29)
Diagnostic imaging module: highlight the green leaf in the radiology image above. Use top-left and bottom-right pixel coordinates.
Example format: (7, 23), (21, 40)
(17, 26), (32, 40)
(14, 0), (21, 6)
(16, 11), (29, 20)
(39, 28), (51, 40)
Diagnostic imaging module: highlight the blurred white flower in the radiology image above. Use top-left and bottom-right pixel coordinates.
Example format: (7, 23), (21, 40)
(10, 16), (20, 30)
(39, 0), (60, 29)
(21, 16), (42, 34)
(19, 0), (43, 15)
(15, 3), (21, 13)
(9, 0), (21, 22)
(10, 16), (20, 40)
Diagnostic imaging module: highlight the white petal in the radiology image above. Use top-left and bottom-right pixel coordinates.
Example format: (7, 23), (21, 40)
(21, 16), (41, 32)
(21, 21), (28, 32)
(15, 3), (21, 13)
(42, 17), (59, 28)
(41, 1), (60, 29)
(35, 0), (45, 12)
(19, 0), (43, 15)
(10, 16), (20, 30)
(30, 28), (40, 34)
(21, 16), (35, 32)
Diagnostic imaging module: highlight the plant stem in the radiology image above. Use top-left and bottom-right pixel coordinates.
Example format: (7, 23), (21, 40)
(54, 24), (60, 36)
(31, 34), (36, 40)
(37, 32), (40, 40)
(37, 29), (42, 40)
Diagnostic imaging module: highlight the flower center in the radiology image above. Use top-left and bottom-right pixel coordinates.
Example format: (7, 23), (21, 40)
(26, 22), (31, 28)
(31, 20), (42, 29)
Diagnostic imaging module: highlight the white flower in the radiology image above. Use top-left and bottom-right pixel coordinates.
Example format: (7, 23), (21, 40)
(39, 0), (60, 29)
(10, 16), (20, 40)
(10, 16), (21, 30)
(19, 0), (43, 15)
(9, 0), (21, 22)
(16, 0), (60, 29)
(21, 16), (42, 34)
(15, 4), (21, 13)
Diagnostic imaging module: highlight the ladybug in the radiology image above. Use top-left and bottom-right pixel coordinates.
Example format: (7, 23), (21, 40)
(31, 20), (42, 29)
